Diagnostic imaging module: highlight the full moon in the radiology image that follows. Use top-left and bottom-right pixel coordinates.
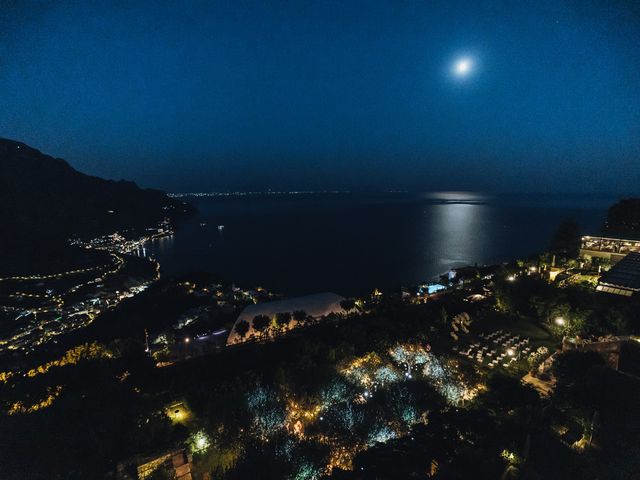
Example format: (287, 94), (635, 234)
(453, 57), (472, 77)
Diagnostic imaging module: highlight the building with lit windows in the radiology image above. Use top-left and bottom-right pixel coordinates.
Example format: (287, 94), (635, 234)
(580, 235), (640, 263)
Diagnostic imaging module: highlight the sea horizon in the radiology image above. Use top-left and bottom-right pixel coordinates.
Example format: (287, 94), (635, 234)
(144, 191), (617, 296)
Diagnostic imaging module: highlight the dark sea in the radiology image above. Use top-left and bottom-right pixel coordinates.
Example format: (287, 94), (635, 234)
(146, 192), (616, 296)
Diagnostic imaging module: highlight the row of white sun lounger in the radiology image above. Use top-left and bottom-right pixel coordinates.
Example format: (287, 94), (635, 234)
(479, 330), (504, 340)
(453, 336), (532, 368)
(487, 357), (517, 368)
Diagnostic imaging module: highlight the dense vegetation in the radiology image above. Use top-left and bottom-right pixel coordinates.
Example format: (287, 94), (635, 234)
(1, 268), (638, 479)
(2, 189), (640, 479)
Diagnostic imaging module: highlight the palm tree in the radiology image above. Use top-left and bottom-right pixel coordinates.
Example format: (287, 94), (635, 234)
(340, 298), (356, 313)
(252, 314), (271, 340)
(275, 311), (292, 335)
(234, 319), (250, 341)
(292, 309), (307, 327)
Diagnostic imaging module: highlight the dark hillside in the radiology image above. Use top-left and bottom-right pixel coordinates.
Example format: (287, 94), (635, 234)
(0, 139), (192, 273)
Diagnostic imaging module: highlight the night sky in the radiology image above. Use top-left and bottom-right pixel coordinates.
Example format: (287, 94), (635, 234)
(1, 1), (639, 193)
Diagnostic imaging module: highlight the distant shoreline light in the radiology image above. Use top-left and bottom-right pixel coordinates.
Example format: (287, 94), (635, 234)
(167, 190), (410, 198)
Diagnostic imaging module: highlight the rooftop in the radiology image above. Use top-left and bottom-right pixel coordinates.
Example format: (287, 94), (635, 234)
(596, 252), (640, 296)
(227, 292), (346, 345)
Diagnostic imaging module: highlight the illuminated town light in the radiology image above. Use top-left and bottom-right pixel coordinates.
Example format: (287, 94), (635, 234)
(555, 317), (565, 326)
